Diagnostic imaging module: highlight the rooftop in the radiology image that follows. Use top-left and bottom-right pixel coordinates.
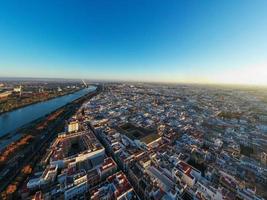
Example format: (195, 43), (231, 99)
(118, 123), (160, 144)
(50, 130), (103, 162)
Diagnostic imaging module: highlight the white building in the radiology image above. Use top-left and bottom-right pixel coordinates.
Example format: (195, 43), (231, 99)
(67, 120), (79, 133)
(27, 165), (58, 190)
(64, 171), (88, 200)
(13, 85), (22, 93)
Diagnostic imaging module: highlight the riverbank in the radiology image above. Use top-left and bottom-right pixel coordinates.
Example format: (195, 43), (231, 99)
(0, 84), (102, 196)
(0, 86), (96, 137)
(0, 88), (82, 115)
(0, 112), (52, 151)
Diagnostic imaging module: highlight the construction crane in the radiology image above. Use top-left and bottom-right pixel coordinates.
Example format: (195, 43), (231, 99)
(82, 79), (88, 88)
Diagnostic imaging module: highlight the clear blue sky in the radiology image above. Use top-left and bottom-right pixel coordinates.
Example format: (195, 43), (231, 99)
(0, 0), (267, 84)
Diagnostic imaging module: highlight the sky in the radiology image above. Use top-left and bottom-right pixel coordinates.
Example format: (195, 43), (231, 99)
(0, 0), (267, 85)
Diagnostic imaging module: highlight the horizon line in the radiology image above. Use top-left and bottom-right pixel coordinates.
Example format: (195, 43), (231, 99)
(1, 75), (267, 88)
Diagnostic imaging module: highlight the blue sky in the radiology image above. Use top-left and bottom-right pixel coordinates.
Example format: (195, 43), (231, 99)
(0, 0), (267, 84)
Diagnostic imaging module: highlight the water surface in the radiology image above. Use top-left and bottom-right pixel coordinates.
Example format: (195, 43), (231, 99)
(0, 86), (96, 137)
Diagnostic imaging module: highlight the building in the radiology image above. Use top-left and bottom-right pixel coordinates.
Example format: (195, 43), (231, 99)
(118, 123), (161, 149)
(260, 152), (267, 166)
(64, 170), (88, 200)
(32, 191), (44, 200)
(237, 188), (264, 200)
(173, 161), (201, 187)
(13, 85), (22, 93)
(98, 157), (117, 180)
(67, 120), (79, 133)
(49, 131), (105, 168)
(0, 91), (12, 98)
(27, 130), (105, 191)
(27, 165), (58, 190)
(90, 171), (137, 200)
(194, 181), (224, 200)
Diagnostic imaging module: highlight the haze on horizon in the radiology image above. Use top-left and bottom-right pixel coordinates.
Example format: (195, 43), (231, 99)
(0, 0), (266, 85)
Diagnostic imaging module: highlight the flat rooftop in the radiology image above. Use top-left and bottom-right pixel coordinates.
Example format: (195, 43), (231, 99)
(118, 123), (160, 144)
(50, 130), (103, 162)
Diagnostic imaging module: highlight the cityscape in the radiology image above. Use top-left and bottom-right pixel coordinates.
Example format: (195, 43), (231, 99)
(0, 82), (267, 200)
(0, 0), (267, 200)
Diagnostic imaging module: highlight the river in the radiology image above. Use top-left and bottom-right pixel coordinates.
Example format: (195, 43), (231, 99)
(0, 86), (96, 137)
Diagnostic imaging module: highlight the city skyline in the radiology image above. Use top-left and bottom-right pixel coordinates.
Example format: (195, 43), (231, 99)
(0, 0), (267, 85)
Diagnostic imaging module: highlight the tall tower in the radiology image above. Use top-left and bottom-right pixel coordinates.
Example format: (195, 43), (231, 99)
(82, 79), (88, 88)
(19, 85), (22, 97)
